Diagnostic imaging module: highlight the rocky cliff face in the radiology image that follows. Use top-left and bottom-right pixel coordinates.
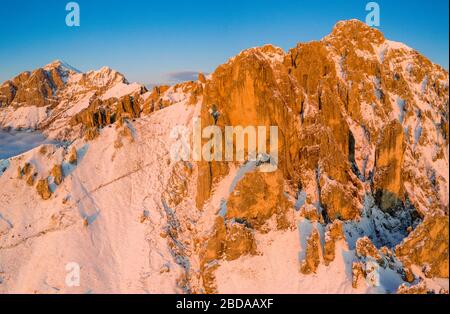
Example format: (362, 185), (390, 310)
(0, 20), (448, 294)
(195, 20), (448, 293)
(0, 60), (69, 108)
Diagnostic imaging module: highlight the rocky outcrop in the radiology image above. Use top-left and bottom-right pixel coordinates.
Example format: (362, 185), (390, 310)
(199, 19), (447, 224)
(17, 162), (32, 179)
(70, 93), (142, 139)
(70, 98), (116, 130)
(1, 69), (59, 108)
(300, 228), (321, 274)
(396, 213), (449, 278)
(198, 72), (207, 84)
(195, 24), (374, 222)
(201, 217), (257, 264)
(402, 264), (415, 283)
(196, 44), (294, 209)
(162, 161), (192, 207)
(142, 82), (201, 115)
(200, 217), (256, 293)
(352, 261), (365, 288)
(142, 85), (170, 114)
(51, 164), (63, 185)
(191, 19), (448, 292)
(0, 81), (16, 107)
(26, 173), (36, 186)
(0, 19), (448, 294)
(16, 162), (38, 186)
(115, 94), (141, 121)
(355, 237), (382, 261)
(114, 123), (135, 148)
(0, 60), (82, 109)
(36, 179), (52, 200)
(298, 204), (321, 222)
(68, 147), (78, 164)
(226, 170), (290, 230)
(323, 220), (344, 265)
(396, 281), (429, 294)
(373, 120), (406, 212)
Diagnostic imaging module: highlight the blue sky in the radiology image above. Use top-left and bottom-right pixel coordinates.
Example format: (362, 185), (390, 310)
(0, 0), (448, 85)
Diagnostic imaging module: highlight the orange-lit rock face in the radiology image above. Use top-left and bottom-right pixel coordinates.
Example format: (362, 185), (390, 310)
(142, 85), (171, 114)
(300, 228), (321, 274)
(373, 120), (406, 211)
(143, 81), (201, 115)
(356, 236), (382, 261)
(324, 220), (344, 265)
(199, 216), (257, 293)
(1, 68), (60, 108)
(226, 170), (290, 230)
(197, 19), (447, 219)
(396, 214), (449, 278)
(36, 178), (52, 200)
(191, 20), (448, 292)
(396, 281), (429, 294)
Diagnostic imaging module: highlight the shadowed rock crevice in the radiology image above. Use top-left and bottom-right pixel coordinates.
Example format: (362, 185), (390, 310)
(344, 194), (422, 249)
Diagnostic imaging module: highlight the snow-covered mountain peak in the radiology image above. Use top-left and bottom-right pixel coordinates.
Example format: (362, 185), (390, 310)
(0, 62), (146, 135)
(329, 19), (384, 40)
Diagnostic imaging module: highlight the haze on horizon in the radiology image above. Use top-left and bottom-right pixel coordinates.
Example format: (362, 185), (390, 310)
(0, 0), (448, 86)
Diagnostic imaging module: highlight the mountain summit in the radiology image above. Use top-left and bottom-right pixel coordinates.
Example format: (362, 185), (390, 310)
(43, 60), (81, 73)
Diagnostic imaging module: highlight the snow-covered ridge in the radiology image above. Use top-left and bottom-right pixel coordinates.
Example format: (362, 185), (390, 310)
(43, 60), (81, 74)
(225, 44), (285, 66)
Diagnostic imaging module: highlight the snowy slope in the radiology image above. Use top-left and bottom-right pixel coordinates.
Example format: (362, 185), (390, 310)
(0, 101), (197, 293)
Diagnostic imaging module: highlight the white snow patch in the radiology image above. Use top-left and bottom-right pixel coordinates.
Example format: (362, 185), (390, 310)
(101, 82), (142, 100)
(0, 106), (48, 129)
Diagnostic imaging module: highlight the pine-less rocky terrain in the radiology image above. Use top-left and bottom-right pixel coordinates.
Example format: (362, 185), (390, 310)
(0, 20), (448, 294)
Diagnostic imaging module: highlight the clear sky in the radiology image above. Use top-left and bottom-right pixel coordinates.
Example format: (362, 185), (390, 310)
(0, 0), (448, 85)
